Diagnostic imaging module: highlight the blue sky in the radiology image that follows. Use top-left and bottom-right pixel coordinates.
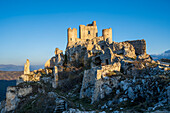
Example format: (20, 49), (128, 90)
(0, 0), (170, 65)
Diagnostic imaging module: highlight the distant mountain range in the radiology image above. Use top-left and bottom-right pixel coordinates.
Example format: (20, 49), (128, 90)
(151, 50), (170, 60)
(0, 64), (44, 71)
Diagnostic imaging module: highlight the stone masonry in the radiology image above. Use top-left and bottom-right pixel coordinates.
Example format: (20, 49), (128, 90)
(80, 62), (121, 103)
(24, 59), (30, 75)
(67, 21), (113, 47)
(126, 39), (146, 55)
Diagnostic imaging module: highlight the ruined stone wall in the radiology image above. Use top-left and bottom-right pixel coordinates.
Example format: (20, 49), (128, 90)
(67, 28), (78, 47)
(45, 48), (64, 70)
(66, 21), (113, 48)
(24, 59), (30, 75)
(80, 62), (121, 103)
(126, 39), (146, 55)
(79, 21), (98, 40)
(110, 41), (136, 58)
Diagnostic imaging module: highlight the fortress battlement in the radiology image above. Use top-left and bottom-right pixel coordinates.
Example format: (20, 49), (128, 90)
(67, 21), (112, 47)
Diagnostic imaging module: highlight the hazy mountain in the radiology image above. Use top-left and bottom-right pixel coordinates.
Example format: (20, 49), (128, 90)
(0, 71), (23, 80)
(151, 50), (170, 60)
(0, 64), (44, 71)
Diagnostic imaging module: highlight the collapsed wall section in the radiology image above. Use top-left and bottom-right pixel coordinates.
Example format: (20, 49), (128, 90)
(80, 62), (121, 103)
(126, 39), (146, 55)
(79, 21), (98, 40)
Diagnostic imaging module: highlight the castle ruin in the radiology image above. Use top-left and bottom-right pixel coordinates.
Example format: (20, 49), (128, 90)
(67, 21), (112, 47)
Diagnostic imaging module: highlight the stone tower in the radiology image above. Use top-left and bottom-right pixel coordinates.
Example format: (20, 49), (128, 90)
(52, 66), (58, 88)
(67, 28), (77, 47)
(24, 59), (30, 75)
(66, 21), (113, 47)
(79, 21), (98, 40)
(102, 28), (112, 43)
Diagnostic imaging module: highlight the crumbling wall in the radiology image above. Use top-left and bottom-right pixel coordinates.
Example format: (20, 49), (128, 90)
(79, 21), (98, 40)
(24, 59), (30, 75)
(80, 62), (121, 103)
(66, 21), (113, 48)
(67, 28), (78, 47)
(45, 48), (64, 71)
(126, 39), (146, 55)
(110, 41), (136, 58)
(102, 28), (112, 43)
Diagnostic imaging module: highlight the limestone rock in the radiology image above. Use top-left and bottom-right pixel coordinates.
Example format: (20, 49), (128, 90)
(45, 57), (57, 69)
(18, 86), (32, 97)
(17, 72), (42, 85)
(111, 41), (136, 59)
(45, 48), (64, 70)
(137, 54), (152, 62)
(5, 87), (19, 112)
(80, 62), (121, 103)
(55, 48), (63, 56)
(5, 86), (32, 112)
(52, 66), (58, 88)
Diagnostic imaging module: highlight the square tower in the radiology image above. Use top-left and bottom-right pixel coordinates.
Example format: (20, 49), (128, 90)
(79, 21), (98, 40)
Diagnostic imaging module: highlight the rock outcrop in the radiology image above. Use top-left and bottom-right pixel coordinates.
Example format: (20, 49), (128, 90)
(17, 59), (43, 85)
(80, 62), (121, 103)
(45, 48), (64, 71)
(52, 66), (58, 88)
(4, 86), (32, 112)
(111, 41), (136, 58)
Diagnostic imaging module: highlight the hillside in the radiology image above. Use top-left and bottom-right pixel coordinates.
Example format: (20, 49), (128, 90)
(0, 71), (23, 80)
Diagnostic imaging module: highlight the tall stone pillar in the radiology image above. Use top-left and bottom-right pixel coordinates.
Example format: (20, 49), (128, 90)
(24, 59), (30, 75)
(52, 66), (58, 88)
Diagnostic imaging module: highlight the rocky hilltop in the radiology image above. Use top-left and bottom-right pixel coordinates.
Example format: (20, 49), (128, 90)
(0, 21), (170, 113)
